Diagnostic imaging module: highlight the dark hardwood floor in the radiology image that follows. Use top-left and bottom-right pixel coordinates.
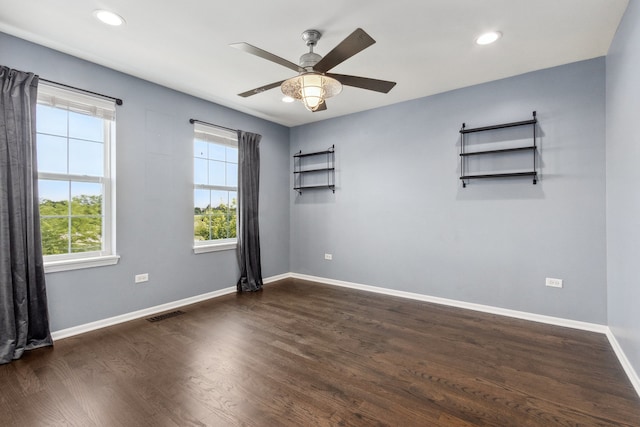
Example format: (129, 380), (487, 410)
(1, 278), (639, 426)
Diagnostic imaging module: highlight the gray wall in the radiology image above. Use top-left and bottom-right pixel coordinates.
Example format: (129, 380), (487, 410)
(0, 29), (619, 333)
(290, 58), (607, 324)
(606, 2), (640, 377)
(1, 32), (291, 331)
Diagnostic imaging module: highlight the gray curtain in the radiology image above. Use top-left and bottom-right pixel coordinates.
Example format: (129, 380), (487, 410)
(236, 130), (263, 292)
(0, 66), (52, 364)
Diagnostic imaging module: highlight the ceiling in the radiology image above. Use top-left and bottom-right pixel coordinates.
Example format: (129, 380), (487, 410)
(0, 0), (628, 127)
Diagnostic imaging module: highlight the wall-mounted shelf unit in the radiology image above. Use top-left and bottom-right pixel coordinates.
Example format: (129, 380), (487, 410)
(460, 111), (537, 188)
(293, 145), (335, 194)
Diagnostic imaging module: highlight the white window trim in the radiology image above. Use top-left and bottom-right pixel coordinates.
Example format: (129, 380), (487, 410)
(44, 255), (120, 273)
(38, 82), (118, 272)
(193, 238), (237, 254)
(192, 122), (238, 252)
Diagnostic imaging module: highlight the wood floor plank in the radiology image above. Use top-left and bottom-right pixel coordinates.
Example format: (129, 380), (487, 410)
(1, 278), (639, 426)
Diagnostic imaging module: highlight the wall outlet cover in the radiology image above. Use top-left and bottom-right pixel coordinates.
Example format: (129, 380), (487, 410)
(545, 277), (563, 288)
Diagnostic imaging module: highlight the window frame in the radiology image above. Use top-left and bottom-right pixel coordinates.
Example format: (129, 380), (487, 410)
(36, 83), (119, 272)
(192, 122), (238, 254)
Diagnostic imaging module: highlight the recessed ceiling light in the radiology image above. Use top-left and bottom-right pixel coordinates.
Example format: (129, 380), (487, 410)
(476, 31), (502, 45)
(94, 10), (125, 26)
(282, 96), (295, 103)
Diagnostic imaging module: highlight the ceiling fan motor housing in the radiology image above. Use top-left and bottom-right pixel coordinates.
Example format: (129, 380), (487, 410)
(300, 30), (323, 70)
(299, 52), (322, 70)
(301, 29), (321, 47)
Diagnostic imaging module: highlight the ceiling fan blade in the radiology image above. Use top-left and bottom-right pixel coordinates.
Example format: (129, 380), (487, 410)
(230, 42), (302, 73)
(313, 102), (327, 112)
(314, 28), (376, 73)
(327, 73), (396, 93)
(238, 80), (286, 98)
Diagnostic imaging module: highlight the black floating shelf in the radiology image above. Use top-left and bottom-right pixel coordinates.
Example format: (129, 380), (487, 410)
(460, 146), (536, 157)
(294, 149), (334, 158)
(293, 185), (336, 191)
(294, 144), (335, 194)
(293, 167), (335, 174)
(460, 118), (537, 134)
(459, 111), (538, 187)
(460, 172), (537, 180)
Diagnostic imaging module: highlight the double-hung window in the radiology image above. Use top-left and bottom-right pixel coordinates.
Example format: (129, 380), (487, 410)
(36, 83), (118, 272)
(193, 122), (238, 253)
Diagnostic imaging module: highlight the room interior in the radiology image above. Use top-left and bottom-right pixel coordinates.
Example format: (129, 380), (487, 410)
(1, 0), (640, 424)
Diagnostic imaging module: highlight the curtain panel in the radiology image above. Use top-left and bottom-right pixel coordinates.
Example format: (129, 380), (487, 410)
(0, 65), (52, 364)
(236, 131), (263, 292)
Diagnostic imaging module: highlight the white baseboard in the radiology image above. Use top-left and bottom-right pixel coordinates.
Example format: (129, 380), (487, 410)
(290, 272), (640, 398)
(50, 271), (640, 399)
(290, 273), (608, 333)
(51, 286), (236, 341)
(263, 272), (291, 284)
(606, 329), (640, 398)
(51, 273), (293, 341)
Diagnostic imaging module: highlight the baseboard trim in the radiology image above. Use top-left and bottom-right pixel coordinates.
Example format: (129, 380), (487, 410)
(263, 272), (291, 284)
(290, 273), (608, 333)
(606, 329), (640, 398)
(51, 273), (296, 341)
(50, 271), (640, 399)
(290, 272), (640, 398)
(51, 285), (236, 341)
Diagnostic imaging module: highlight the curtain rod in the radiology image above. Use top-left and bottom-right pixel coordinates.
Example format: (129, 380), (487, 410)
(189, 118), (238, 133)
(39, 78), (123, 106)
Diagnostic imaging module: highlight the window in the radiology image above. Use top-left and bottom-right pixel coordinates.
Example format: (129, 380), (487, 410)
(36, 83), (118, 272)
(193, 122), (238, 253)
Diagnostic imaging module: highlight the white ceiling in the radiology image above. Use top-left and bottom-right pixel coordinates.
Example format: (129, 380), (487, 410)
(0, 0), (628, 127)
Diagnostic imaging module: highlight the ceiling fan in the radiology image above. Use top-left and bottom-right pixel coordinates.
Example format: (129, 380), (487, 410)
(230, 28), (396, 112)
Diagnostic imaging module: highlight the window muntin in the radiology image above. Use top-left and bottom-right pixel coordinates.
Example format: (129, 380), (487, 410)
(36, 83), (116, 263)
(193, 123), (238, 247)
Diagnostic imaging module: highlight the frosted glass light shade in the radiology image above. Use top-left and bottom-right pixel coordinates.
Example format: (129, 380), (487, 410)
(300, 74), (324, 110)
(281, 73), (342, 112)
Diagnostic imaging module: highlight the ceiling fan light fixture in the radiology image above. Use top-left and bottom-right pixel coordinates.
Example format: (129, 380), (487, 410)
(281, 73), (342, 112)
(234, 28), (394, 112)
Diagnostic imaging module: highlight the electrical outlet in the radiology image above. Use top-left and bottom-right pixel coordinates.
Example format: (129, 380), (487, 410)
(135, 273), (149, 283)
(324, 253), (333, 260)
(545, 277), (563, 288)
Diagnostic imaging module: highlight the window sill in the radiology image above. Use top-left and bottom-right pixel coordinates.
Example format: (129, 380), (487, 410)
(193, 241), (237, 254)
(44, 255), (120, 273)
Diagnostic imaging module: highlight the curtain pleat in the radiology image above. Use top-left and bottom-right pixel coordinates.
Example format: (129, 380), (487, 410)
(0, 65), (52, 364)
(236, 131), (263, 292)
